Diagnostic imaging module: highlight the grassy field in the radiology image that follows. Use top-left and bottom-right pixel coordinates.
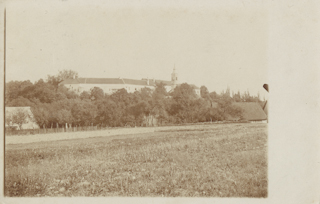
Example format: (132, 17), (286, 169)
(5, 123), (268, 197)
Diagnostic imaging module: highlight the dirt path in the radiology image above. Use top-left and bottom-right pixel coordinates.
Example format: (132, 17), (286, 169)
(6, 127), (156, 145)
(5, 123), (249, 145)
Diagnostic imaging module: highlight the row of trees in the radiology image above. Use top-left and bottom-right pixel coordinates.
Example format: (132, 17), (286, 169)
(5, 70), (263, 129)
(200, 86), (262, 103)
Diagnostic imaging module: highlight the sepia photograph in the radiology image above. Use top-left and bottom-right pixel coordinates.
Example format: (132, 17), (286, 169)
(2, 0), (270, 199)
(3, 0), (319, 203)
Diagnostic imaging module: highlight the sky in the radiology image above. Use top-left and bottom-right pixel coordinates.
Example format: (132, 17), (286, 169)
(5, 0), (268, 99)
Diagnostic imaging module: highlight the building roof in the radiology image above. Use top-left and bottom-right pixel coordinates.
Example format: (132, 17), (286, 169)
(60, 78), (174, 86)
(262, 101), (268, 116)
(211, 102), (267, 121)
(123, 78), (149, 86)
(60, 78), (125, 85)
(59, 78), (80, 85)
(141, 78), (173, 86)
(233, 102), (267, 121)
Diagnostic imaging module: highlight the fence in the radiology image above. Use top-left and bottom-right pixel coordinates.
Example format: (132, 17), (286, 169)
(5, 125), (107, 136)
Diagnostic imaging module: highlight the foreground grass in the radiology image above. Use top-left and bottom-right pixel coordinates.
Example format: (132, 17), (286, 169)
(5, 123), (267, 197)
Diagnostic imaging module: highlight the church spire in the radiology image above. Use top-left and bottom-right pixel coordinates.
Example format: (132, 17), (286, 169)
(171, 64), (178, 88)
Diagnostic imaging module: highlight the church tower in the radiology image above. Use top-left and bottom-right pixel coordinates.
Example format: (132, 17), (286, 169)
(171, 65), (178, 89)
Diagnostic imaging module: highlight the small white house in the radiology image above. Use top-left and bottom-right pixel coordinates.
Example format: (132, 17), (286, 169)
(5, 107), (40, 130)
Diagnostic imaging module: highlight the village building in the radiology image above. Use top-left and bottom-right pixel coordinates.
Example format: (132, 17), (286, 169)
(5, 107), (40, 130)
(232, 102), (268, 123)
(59, 67), (201, 96)
(262, 100), (268, 116)
(211, 102), (268, 123)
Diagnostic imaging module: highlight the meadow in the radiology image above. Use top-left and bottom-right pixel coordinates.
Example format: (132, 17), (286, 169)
(5, 123), (268, 197)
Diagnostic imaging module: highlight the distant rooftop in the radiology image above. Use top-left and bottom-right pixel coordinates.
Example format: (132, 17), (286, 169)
(211, 102), (267, 121)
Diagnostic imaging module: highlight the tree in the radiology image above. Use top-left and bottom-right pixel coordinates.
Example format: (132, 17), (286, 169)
(209, 91), (219, 102)
(205, 107), (224, 121)
(19, 79), (56, 103)
(56, 86), (79, 100)
(31, 104), (50, 128)
(217, 94), (232, 116)
(95, 98), (121, 127)
(171, 83), (198, 123)
(172, 83), (197, 104)
(57, 69), (78, 81)
(140, 87), (153, 99)
(256, 92), (261, 102)
(55, 92), (68, 101)
(6, 96), (34, 107)
(216, 95), (243, 120)
(47, 69), (78, 90)
(80, 91), (91, 100)
(47, 75), (62, 90)
(153, 82), (167, 98)
(127, 100), (151, 125)
(71, 99), (97, 126)
(242, 90), (255, 102)
(5, 110), (14, 128)
(110, 88), (128, 102)
(200, 86), (210, 99)
(5, 80), (33, 105)
(90, 87), (104, 101)
(54, 109), (74, 126)
(190, 98), (209, 122)
(225, 86), (231, 98)
(7, 108), (30, 130)
(30, 101), (58, 128)
(233, 90), (242, 102)
(150, 82), (168, 125)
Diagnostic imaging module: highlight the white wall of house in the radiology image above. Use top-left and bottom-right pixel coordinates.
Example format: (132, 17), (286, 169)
(79, 84), (128, 94)
(8, 119), (40, 130)
(65, 84), (80, 93)
(123, 84), (155, 93)
(64, 83), (157, 94)
(5, 107), (40, 130)
(165, 86), (172, 92)
(63, 83), (200, 96)
(195, 89), (200, 96)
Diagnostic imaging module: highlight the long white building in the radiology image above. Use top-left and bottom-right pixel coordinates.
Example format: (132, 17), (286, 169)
(59, 67), (200, 96)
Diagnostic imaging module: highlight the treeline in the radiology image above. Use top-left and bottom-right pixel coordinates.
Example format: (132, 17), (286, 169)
(5, 70), (263, 129)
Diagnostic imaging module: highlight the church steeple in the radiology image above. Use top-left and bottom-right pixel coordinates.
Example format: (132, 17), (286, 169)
(171, 64), (178, 88)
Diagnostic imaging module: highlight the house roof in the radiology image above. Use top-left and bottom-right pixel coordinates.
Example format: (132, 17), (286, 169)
(59, 78), (80, 85)
(262, 101), (268, 115)
(59, 78), (125, 85)
(233, 102), (267, 121)
(123, 78), (149, 86)
(78, 78), (125, 84)
(141, 79), (173, 86)
(210, 102), (267, 121)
